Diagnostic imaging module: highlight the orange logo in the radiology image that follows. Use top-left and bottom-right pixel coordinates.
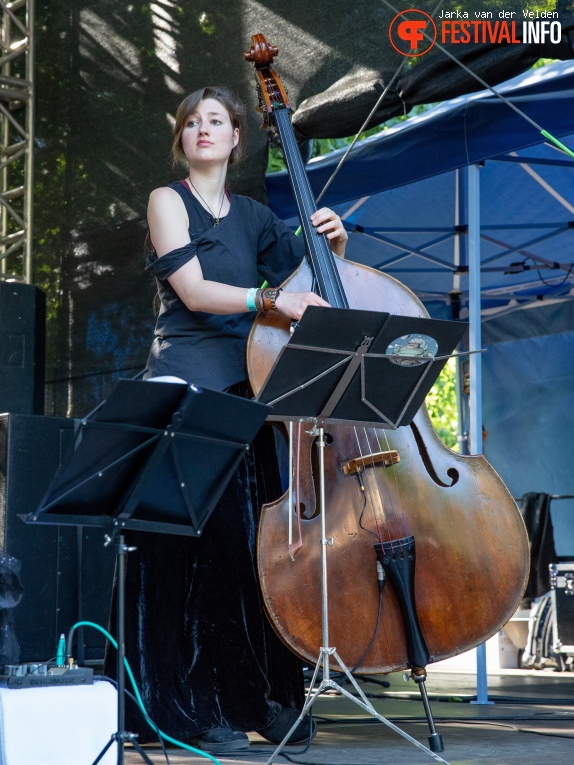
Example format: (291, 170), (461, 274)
(389, 9), (437, 57)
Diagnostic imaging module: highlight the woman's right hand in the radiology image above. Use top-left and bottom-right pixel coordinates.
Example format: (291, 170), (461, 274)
(275, 291), (330, 321)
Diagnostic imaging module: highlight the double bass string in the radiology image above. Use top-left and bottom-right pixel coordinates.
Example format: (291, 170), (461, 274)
(378, 427), (410, 542)
(263, 70), (411, 549)
(354, 424), (406, 546)
(352, 426), (384, 542)
(353, 423), (410, 547)
(365, 426), (405, 544)
(362, 427), (387, 541)
(283, 120), (342, 303)
(265, 76), (345, 305)
(264, 63), (408, 548)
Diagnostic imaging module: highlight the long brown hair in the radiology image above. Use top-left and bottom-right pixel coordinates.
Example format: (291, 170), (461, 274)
(172, 86), (247, 168)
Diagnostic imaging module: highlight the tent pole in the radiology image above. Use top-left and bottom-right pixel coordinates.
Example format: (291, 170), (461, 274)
(467, 163), (494, 706)
(453, 168), (469, 455)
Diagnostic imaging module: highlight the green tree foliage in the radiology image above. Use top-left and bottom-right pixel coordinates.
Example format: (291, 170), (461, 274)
(425, 358), (459, 450)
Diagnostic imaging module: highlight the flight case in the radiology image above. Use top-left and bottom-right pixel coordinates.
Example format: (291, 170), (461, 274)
(550, 563), (574, 666)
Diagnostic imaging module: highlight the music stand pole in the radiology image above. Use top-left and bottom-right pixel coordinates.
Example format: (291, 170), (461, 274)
(92, 534), (154, 765)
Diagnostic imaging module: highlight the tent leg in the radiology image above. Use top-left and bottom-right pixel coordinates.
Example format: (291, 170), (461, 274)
(468, 163), (482, 459)
(472, 643), (494, 705)
(467, 163), (494, 706)
(453, 169), (469, 455)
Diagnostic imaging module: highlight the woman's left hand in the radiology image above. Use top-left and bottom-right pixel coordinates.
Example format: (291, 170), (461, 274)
(310, 208), (348, 258)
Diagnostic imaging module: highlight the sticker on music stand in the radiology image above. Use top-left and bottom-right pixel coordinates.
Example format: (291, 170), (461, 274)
(386, 334), (438, 367)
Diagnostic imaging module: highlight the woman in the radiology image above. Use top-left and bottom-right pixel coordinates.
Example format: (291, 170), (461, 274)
(120, 85), (347, 754)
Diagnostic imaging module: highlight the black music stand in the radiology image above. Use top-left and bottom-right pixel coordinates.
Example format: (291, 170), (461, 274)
(257, 306), (467, 427)
(24, 379), (271, 765)
(256, 307), (466, 765)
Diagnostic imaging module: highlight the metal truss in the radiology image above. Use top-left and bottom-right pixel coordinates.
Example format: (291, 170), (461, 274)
(0, 0), (34, 282)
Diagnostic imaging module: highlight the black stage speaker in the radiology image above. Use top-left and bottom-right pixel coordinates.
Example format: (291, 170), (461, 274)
(0, 282), (46, 415)
(0, 413), (115, 662)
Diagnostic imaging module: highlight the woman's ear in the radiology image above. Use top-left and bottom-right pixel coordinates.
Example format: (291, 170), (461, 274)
(232, 128), (239, 147)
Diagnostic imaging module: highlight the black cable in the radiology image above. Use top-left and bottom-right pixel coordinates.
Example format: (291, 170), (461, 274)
(351, 674), (391, 689)
(219, 712), (574, 764)
(354, 471), (380, 540)
(95, 675), (171, 765)
(313, 0), (446, 205)
(312, 713), (574, 725)
(308, 715), (574, 746)
(436, 719), (574, 740)
(273, 711), (316, 760)
(306, 666), (391, 690)
(535, 260), (574, 289)
(469, 694), (574, 706)
(344, 690), (574, 706)
(351, 587), (384, 673)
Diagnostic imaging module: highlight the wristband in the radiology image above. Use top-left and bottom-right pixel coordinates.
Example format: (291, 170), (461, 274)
(246, 287), (258, 312)
(261, 287), (282, 312)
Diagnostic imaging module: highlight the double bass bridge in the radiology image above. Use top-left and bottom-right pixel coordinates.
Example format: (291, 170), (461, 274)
(342, 449), (400, 476)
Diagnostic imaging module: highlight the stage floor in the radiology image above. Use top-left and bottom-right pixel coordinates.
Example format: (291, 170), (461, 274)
(123, 667), (574, 765)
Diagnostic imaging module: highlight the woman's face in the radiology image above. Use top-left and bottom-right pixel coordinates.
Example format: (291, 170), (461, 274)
(181, 98), (239, 169)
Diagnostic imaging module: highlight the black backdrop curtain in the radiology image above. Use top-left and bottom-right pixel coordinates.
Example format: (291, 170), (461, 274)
(520, 493), (557, 599)
(32, 0), (573, 417)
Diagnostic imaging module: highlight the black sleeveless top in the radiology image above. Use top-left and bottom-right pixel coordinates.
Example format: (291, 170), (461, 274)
(144, 181), (305, 390)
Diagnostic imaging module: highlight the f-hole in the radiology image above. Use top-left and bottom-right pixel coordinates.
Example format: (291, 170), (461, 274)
(410, 421), (459, 487)
(303, 432), (333, 520)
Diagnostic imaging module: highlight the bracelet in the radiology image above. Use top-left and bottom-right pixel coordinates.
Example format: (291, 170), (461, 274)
(255, 288), (265, 312)
(246, 287), (258, 312)
(261, 287), (282, 312)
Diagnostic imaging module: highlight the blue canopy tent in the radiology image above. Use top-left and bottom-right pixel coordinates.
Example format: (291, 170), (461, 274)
(268, 60), (574, 313)
(267, 60), (574, 691)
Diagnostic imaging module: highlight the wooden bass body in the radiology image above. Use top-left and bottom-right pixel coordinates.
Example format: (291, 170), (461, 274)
(248, 255), (529, 672)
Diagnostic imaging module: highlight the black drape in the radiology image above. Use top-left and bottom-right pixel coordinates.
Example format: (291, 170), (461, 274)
(520, 492), (556, 599)
(105, 409), (304, 742)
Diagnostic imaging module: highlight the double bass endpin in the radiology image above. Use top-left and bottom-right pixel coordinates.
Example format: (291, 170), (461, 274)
(411, 667), (445, 753)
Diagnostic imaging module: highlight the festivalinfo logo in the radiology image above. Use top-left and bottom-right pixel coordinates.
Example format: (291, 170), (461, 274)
(389, 7), (562, 56)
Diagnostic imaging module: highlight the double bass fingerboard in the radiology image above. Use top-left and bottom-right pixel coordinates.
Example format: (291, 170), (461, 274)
(274, 108), (349, 311)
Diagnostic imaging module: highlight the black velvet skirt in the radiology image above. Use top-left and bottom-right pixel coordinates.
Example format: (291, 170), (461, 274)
(105, 386), (304, 741)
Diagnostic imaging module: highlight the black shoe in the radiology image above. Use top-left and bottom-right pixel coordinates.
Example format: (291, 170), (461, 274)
(256, 701), (316, 745)
(191, 727), (250, 753)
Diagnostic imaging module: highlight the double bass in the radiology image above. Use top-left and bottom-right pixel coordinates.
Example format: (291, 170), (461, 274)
(245, 34), (530, 676)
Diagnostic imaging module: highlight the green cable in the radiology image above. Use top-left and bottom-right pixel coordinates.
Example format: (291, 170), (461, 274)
(70, 621), (222, 765)
(540, 130), (574, 160)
